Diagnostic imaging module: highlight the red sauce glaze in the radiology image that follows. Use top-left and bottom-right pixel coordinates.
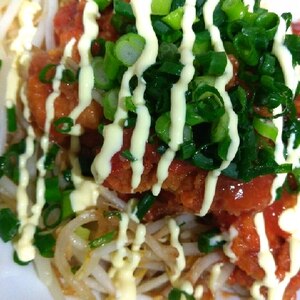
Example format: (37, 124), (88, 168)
(103, 129), (274, 218)
(292, 21), (300, 35)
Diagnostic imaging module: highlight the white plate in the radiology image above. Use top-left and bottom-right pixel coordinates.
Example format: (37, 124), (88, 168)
(0, 1), (299, 300)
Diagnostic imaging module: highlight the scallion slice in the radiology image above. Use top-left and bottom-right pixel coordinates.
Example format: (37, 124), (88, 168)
(253, 117), (278, 142)
(0, 208), (20, 242)
(89, 230), (116, 249)
(168, 288), (195, 300)
(42, 204), (62, 229)
(198, 228), (225, 253)
(121, 150), (137, 162)
(115, 33), (145, 67)
(39, 64), (57, 84)
(53, 117), (74, 134)
(92, 56), (114, 90)
(151, 0), (172, 16)
(61, 68), (77, 84)
(162, 7), (184, 30)
(45, 177), (62, 204)
(135, 193), (156, 221)
(7, 106), (17, 132)
(34, 230), (56, 258)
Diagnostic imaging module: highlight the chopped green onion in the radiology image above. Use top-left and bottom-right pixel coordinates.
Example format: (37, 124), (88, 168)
(211, 113), (229, 143)
(61, 190), (74, 220)
(192, 150), (216, 170)
(158, 61), (183, 76)
(42, 204), (62, 229)
(155, 112), (170, 144)
(121, 150), (137, 162)
(13, 251), (31, 265)
(253, 117), (278, 142)
(92, 56), (114, 90)
(93, 0), (111, 11)
(162, 7), (184, 30)
(221, 0), (247, 21)
(193, 31), (212, 55)
(53, 117), (74, 133)
(102, 88), (119, 120)
(168, 288), (195, 300)
(104, 41), (121, 80)
(258, 53), (276, 75)
(135, 193), (156, 221)
(179, 141), (196, 160)
(124, 96), (136, 112)
(233, 33), (260, 66)
(89, 230), (116, 249)
(113, 0), (134, 19)
(61, 68), (77, 84)
(7, 106), (17, 132)
(115, 33), (145, 67)
(39, 64), (57, 83)
(0, 208), (20, 242)
(198, 229), (225, 253)
(34, 230), (56, 258)
(284, 34), (300, 64)
(195, 51), (227, 76)
(151, 0), (172, 16)
(44, 144), (60, 170)
(45, 176), (62, 204)
(0, 59), (2, 69)
(103, 210), (122, 220)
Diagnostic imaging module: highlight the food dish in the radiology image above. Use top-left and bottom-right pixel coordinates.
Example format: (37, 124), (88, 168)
(0, 0), (298, 298)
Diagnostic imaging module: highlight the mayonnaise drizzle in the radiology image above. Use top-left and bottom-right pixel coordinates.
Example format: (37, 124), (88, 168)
(200, 0), (239, 216)
(270, 16), (299, 202)
(251, 213), (278, 299)
(168, 218), (186, 283)
(92, 0), (157, 187)
(68, 0), (99, 135)
(110, 213), (146, 300)
(129, 0), (158, 191)
(16, 38), (76, 261)
(152, 0), (196, 195)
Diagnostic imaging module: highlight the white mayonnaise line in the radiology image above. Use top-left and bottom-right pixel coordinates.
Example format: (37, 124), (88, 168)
(15, 85), (36, 261)
(44, 38), (76, 135)
(152, 0), (196, 196)
(223, 226), (238, 263)
(199, 0), (240, 216)
(110, 213), (146, 300)
(250, 213), (278, 300)
(68, 0), (99, 135)
(270, 16), (299, 202)
(129, 0), (158, 191)
(16, 38), (76, 261)
(92, 0), (157, 186)
(168, 218), (186, 283)
(6, 1), (42, 261)
(5, 1), (40, 110)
